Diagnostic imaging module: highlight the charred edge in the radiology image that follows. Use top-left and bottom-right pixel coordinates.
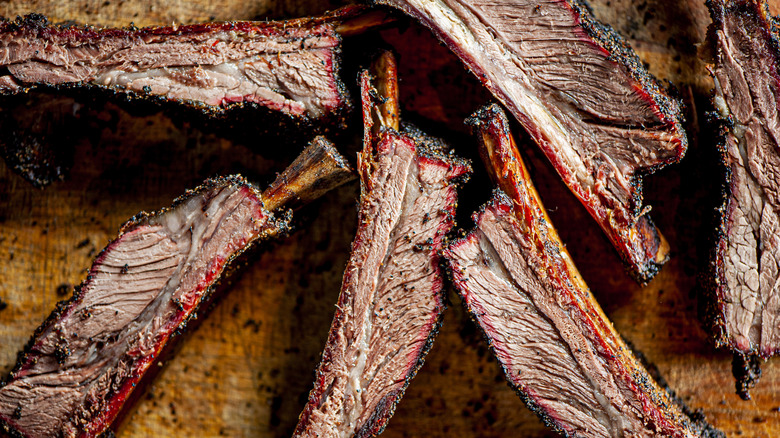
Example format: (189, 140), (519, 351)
(361, 52), (474, 183)
(568, 0), (688, 165)
(447, 259), (665, 438)
(369, 0), (686, 232)
(123, 175), (263, 233)
(401, 123), (472, 179)
(419, 0), (686, 210)
(706, 0), (780, 61)
(571, 0), (688, 126)
(298, 50), (466, 436)
(0, 7), (371, 40)
(0, 418), (25, 438)
(732, 352), (762, 401)
(701, 0), (737, 348)
(1, 283), (84, 390)
(446, 200), (707, 436)
(339, 161), (462, 437)
(358, 169), (461, 437)
(0, 176), (282, 392)
(293, 313), (344, 436)
(464, 103), (501, 130)
(566, 0), (687, 253)
(353, 303), (446, 438)
(471, 99), (666, 284)
(702, 0), (780, 365)
(295, 64), (384, 433)
(0, 13), (49, 31)
(0, 12), (354, 137)
(355, 390), (402, 438)
(502, 374), (572, 438)
(464, 103), (524, 190)
(632, 215), (665, 284)
(1, 281), (249, 437)
(442, 223), (571, 437)
(628, 342), (724, 437)
(98, 428), (117, 438)
(699, 117), (733, 353)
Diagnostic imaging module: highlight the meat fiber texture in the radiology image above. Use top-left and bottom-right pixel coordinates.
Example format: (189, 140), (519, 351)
(443, 105), (720, 438)
(0, 11), (351, 120)
(293, 74), (470, 437)
(0, 176), (287, 438)
(706, 0), (780, 398)
(374, 0), (688, 283)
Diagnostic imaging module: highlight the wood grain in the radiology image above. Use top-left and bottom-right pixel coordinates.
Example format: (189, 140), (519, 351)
(1, 0), (779, 437)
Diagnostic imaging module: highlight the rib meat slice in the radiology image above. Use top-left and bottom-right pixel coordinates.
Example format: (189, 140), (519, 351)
(443, 104), (718, 437)
(293, 52), (470, 438)
(374, 0), (688, 282)
(0, 136), (354, 438)
(0, 9), (367, 121)
(705, 0), (780, 399)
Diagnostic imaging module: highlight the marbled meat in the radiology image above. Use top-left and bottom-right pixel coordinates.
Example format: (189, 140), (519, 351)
(444, 104), (720, 438)
(0, 137), (354, 438)
(374, 0), (688, 282)
(0, 10), (356, 121)
(293, 52), (470, 438)
(705, 0), (780, 399)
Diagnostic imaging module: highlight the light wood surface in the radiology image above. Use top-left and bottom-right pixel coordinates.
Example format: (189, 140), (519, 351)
(1, 0), (779, 437)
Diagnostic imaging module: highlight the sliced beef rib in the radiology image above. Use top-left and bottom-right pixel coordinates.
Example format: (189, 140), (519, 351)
(0, 136), (354, 438)
(705, 0), (780, 399)
(0, 9), (363, 121)
(374, 0), (688, 282)
(444, 104), (719, 438)
(293, 52), (470, 438)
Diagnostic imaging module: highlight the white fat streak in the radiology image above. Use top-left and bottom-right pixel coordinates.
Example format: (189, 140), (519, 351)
(98, 63), (240, 87)
(92, 30), (244, 88)
(712, 71), (732, 120)
(159, 186), (234, 255)
(94, 58), (316, 117)
(343, 317), (371, 434)
(713, 94), (730, 119)
(589, 378), (626, 437)
(415, 0), (592, 188)
(712, 73), (748, 160)
(335, 149), (418, 436)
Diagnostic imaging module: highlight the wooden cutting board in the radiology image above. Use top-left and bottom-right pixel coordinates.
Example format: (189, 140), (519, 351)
(1, 0), (779, 436)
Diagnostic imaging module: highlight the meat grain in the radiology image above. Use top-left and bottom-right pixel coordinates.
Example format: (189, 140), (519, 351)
(444, 104), (720, 438)
(705, 0), (780, 399)
(293, 53), (470, 438)
(0, 137), (354, 438)
(374, 0), (688, 282)
(0, 10), (361, 121)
